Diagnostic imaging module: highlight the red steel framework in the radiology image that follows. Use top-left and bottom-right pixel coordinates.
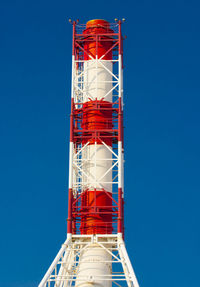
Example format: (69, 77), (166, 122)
(67, 19), (124, 236)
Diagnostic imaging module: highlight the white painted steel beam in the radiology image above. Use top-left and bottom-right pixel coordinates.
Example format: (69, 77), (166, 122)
(38, 235), (139, 287)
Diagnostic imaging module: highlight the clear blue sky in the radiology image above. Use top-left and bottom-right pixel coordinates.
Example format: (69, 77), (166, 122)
(0, 0), (199, 286)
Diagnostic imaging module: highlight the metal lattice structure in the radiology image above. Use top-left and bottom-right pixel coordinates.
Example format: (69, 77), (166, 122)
(39, 19), (140, 287)
(39, 234), (139, 287)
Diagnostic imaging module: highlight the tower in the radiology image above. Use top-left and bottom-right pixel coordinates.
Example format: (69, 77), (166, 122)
(39, 19), (140, 287)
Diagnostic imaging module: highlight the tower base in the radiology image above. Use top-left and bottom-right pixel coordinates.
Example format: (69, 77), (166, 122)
(38, 234), (139, 287)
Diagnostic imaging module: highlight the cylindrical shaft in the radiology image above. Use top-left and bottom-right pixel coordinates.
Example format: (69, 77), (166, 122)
(80, 19), (114, 235)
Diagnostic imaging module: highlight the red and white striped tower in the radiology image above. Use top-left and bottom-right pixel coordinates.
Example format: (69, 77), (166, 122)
(39, 19), (140, 287)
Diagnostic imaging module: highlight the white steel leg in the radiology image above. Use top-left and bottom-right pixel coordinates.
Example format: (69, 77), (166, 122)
(38, 237), (71, 287)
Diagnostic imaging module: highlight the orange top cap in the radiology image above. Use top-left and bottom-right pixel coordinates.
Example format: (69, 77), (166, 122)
(84, 19), (113, 60)
(86, 19), (110, 29)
